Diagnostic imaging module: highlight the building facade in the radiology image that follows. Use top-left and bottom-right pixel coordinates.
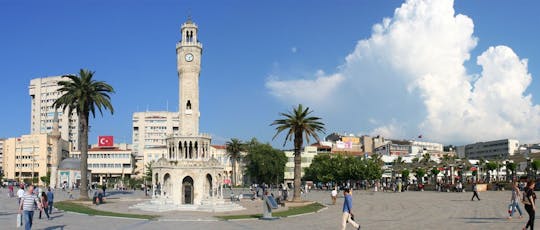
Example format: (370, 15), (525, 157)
(29, 76), (81, 150)
(209, 145), (246, 186)
(132, 111), (180, 177)
(0, 139), (4, 175)
(464, 139), (519, 160)
(70, 143), (133, 185)
(2, 133), (69, 185)
(284, 145), (319, 183)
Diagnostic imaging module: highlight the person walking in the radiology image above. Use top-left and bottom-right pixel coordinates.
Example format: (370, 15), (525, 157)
(18, 185), (41, 230)
(38, 191), (50, 220)
(17, 184), (25, 204)
(523, 180), (537, 230)
(341, 188), (360, 230)
(46, 187), (54, 215)
(331, 187), (338, 205)
(471, 183), (480, 201)
(509, 182), (523, 219)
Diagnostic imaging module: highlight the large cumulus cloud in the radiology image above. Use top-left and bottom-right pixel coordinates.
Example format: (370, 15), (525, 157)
(265, 0), (540, 144)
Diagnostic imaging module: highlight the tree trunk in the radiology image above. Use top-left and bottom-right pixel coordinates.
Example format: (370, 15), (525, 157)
(79, 114), (89, 200)
(293, 132), (303, 202)
(232, 158), (236, 186)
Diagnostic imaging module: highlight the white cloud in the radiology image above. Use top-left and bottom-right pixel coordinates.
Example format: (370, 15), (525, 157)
(266, 71), (344, 106)
(291, 47), (297, 53)
(265, 0), (540, 144)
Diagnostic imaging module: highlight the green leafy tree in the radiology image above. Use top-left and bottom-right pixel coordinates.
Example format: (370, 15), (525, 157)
(226, 138), (245, 186)
(486, 162), (498, 182)
(271, 104), (325, 201)
(244, 140), (287, 185)
(145, 160), (154, 183)
(430, 168), (440, 184)
(532, 160), (540, 178)
(401, 169), (410, 181)
(40, 171), (51, 186)
(53, 69), (115, 199)
(506, 162), (517, 181)
(415, 168), (426, 183)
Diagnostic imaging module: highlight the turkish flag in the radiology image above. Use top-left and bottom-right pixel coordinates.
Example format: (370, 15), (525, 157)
(98, 136), (114, 147)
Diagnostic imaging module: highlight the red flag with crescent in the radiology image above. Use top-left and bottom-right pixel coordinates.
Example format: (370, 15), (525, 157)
(98, 136), (113, 147)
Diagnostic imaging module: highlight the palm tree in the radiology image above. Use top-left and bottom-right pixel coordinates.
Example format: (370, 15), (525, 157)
(226, 138), (245, 186)
(271, 104), (325, 202)
(53, 69), (114, 200)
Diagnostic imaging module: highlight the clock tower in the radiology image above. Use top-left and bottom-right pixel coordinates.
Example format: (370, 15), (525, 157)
(177, 17), (202, 136)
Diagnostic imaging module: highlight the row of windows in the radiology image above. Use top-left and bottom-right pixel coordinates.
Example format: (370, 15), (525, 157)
(15, 163), (39, 168)
(89, 163), (131, 169)
(72, 153), (131, 159)
(41, 91), (61, 97)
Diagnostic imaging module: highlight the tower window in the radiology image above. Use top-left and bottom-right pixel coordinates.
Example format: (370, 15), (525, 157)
(186, 100), (192, 110)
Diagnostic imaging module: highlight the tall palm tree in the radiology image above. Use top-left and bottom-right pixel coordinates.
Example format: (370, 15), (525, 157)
(53, 69), (114, 200)
(271, 104), (325, 202)
(226, 138), (244, 186)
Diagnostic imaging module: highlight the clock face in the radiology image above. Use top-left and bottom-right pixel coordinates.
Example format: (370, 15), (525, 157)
(185, 53), (194, 62)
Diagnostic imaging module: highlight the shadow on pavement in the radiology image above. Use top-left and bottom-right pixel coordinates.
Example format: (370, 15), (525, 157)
(43, 225), (66, 230)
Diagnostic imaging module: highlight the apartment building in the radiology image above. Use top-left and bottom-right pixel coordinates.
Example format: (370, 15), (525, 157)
(132, 111), (180, 177)
(29, 76), (80, 150)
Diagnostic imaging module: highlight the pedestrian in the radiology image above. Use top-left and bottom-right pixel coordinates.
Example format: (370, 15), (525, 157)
(341, 188), (360, 230)
(39, 191), (50, 220)
(523, 180), (537, 230)
(471, 183), (480, 201)
(8, 184), (14, 198)
(17, 184), (25, 204)
(508, 182), (523, 220)
(18, 185), (41, 230)
(46, 187), (54, 215)
(331, 187), (338, 205)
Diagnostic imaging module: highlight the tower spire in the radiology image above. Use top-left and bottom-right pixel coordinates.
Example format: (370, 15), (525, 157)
(187, 12), (193, 24)
(52, 110), (60, 137)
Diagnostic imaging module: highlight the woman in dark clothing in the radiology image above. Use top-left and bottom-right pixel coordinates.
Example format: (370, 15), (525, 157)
(523, 181), (536, 230)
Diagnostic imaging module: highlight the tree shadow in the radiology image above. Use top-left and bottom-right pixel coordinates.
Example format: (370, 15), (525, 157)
(43, 225), (66, 230)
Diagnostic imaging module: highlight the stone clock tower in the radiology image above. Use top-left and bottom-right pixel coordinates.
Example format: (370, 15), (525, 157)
(176, 17), (202, 136)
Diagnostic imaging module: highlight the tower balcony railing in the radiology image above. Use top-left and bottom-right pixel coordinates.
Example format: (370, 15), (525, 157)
(176, 41), (202, 49)
(167, 133), (212, 139)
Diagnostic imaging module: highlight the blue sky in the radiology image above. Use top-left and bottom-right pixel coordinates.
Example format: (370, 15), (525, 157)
(1, 0), (540, 147)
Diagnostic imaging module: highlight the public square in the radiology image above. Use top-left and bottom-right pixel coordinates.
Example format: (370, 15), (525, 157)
(0, 188), (533, 230)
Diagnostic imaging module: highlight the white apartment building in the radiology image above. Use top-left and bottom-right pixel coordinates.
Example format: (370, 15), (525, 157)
(209, 145), (246, 186)
(132, 111), (180, 177)
(29, 76), (80, 150)
(410, 140), (444, 156)
(70, 143), (133, 184)
(464, 139), (520, 160)
(284, 145), (318, 183)
(0, 139), (4, 174)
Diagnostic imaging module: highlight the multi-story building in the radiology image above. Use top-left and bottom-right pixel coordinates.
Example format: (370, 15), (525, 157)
(29, 76), (80, 150)
(410, 140), (444, 156)
(284, 145), (319, 184)
(374, 140), (410, 156)
(0, 139), (4, 175)
(464, 139), (520, 160)
(2, 133), (70, 185)
(132, 111), (180, 178)
(70, 143), (133, 184)
(209, 145), (246, 186)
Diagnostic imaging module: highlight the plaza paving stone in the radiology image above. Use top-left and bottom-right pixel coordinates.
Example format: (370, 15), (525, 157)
(0, 187), (535, 229)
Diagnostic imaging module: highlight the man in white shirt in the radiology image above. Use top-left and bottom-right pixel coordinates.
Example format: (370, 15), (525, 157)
(17, 184), (26, 204)
(331, 187), (338, 205)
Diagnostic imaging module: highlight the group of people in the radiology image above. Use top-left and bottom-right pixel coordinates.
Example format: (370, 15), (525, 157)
(17, 184), (55, 230)
(506, 181), (537, 230)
